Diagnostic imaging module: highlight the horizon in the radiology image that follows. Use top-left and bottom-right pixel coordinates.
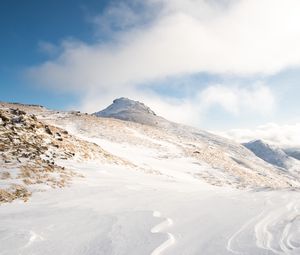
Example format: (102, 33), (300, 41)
(1, 0), (300, 146)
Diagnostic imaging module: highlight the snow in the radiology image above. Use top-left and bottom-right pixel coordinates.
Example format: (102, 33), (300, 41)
(243, 140), (300, 180)
(94, 97), (156, 117)
(151, 211), (175, 255)
(1, 101), (300, 254)
(243, 140), (291, 169)
(1, 159), (300, 254)
(93, 97), (165, 126)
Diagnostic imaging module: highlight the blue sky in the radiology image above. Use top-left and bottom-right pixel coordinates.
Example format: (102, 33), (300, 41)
(1, 0), (300, 132)
(0, 0), (109, 108)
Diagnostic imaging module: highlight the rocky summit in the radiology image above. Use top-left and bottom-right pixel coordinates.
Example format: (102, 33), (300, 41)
(93, 97), (166, 126)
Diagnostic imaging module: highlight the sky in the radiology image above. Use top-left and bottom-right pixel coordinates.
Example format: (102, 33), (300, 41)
(1, 0), (300, 145)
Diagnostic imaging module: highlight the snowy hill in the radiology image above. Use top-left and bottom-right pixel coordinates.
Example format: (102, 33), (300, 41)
(1, 99), (300, 197)
(89, 98), (300, 189)
(1, 100), (300, 255)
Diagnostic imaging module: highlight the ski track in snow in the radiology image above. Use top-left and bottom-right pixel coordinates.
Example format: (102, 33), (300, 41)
(254, 198), (300, 255)
(151, 211), (175, 255)
(226, 209), (266, 254)
(226, 194), (300, 255)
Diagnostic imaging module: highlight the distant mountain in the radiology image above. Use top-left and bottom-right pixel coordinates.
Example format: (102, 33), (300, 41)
(93, 97), (164, 126)
(284, 148), (300, 160)
(243, 140), (291, 169)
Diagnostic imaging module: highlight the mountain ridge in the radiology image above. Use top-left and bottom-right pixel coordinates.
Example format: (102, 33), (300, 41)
(1, 98), (300, 203)
(243, 139), (291, 169)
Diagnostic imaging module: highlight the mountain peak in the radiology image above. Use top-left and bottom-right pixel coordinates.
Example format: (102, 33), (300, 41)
(93, 97), (161, 125)
(247, 139), (269, 147)
(243, 139), (290, 169)
(110, 97), (156, 116)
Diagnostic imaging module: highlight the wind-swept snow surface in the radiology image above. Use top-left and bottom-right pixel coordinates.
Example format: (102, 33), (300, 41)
(151, 211), (175, 255)
(1, 161), (300, 255)
(1, 101), (300, 255)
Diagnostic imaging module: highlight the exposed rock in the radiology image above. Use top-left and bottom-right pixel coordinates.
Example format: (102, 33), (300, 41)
(45, 125), (53, 135)
(0, 108), (76, 204)
(0, 106), (127, 204)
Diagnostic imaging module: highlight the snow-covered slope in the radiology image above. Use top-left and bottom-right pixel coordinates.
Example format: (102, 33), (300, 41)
(52, 99), (300, 189)
(243, 140), (291, 169)
(1, 100), (300, 255)
(0, 104), (130, 203)
(3, 99), (299, 190)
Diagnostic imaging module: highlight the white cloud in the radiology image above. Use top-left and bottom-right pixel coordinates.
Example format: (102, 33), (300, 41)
(90, 1), (154, 35)
(26, 0), (297, 127)
(28, 0), (300, 92)
(217, 122), (300, 148)
(199, 85), (239, 114)
(198, 83), (275, 115)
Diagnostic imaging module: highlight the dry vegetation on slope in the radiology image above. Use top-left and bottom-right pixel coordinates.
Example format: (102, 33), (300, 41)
(1, 101), (300, 205)
(0, 106), (129, 204)
(45, 111), (300, 190)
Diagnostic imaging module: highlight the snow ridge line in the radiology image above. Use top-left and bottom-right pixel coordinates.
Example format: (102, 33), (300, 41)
(151, 211), (175, 255)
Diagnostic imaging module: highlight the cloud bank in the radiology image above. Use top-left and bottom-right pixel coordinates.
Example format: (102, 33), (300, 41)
(218, 123), (300, 148)
(199, 83), (275, 115)
(28, 0), (300, 88)
(26, 0), (300, 127)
